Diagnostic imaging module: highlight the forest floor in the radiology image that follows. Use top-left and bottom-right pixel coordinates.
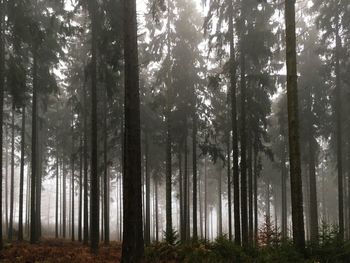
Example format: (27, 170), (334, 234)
(0, 239), (122, 263)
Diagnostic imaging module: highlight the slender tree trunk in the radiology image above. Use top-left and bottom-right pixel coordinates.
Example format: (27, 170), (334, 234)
(227, 130), (232, 241)
(253, 144), (258, 246)
(199, 167), (203, 239)
(63, 162), (66, 238)
(179, 148), (184, 242)
(18, 106), (26, 241)
(217, 167), (222, 237)
(0, 0), (4, 248)
(78, 137), (83, 242)
(9, 102), (15, 241)
(88, 0), (99, 253)
(240, 50), (248, 248)
(83, 77), (89, 245)
(248, 139), (253, 247)
(281, 140), (288, 241)
(144, 132), (151, 245)
(285, 0), (305, 251)
(30, 49), (38, 244)
(121, 0), (144, 260)
(307, 90), (318, 244)
(155, 178), (159, 243)
(71, 124), (75, 242)
(5, 126), (9, 233)
(184, 128), (189, 242)
(56, 152), (59, 238)
(192, 100), (198, 241)
(335, 11), (344, 241)
(229, 0), (240, 245)
(165, 0), (173, 239)
(204, 157), (208, 240)
(103, 86), (109, 245)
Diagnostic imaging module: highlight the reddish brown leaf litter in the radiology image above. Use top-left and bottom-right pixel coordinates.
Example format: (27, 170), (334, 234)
(0, 239), (122, 263)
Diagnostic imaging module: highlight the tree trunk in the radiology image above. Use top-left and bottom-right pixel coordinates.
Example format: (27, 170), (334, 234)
(227, 129), (232, 241)
(87, 0), (99, 253)
(184, 128), (189, 242)
(63, 162), (66, 238)
(71, 123), (75, 242)
(78, 136), (83, 242)
(335, 10), (344, 241)
(217, 167), (222, 237)
(165, 0), (173, 239)
(121, 0), (144, 260)
(83, 75), (89, 245)
(0, 0), (4, 248)
(144, 132), (151, 245)
(229, 0), (240, 246)
(30, 49), (38, 243)
(253, 144), (258, 246)
(56, 151), (59, 238)
(240, 50), (248, 248)
(281, 140), (288, 241)
(285, 0), (305, 251)
(103, 86), (109, 245)
(248, 139), (253, 246)
(9, 102), (15, 241)
(192, 101), (198, 241)
(204, 157), (208, 240)
(18, 106), (26, 241)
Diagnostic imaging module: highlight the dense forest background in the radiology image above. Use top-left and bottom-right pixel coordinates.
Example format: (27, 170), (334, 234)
(0, 0), (350, 262)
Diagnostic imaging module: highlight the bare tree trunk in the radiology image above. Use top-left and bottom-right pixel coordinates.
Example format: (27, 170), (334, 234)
(30, 49), (38, 243)
(192, 100), (198, 241)
(18, 106), (25, 241)
(0, 0), (4, 248)
(78, 137), (83, 242)
(217, 167), (222, 237)
(56, 152), (59, 238)
(121, 0), (144, 260)
(144, 132), (151, 245)
(9, 102), (15, 241)
(103, 86), (109, 245)
(87, 0), (99, 253)
(229, 0), (240, 245)
(285, 0), (305, 251)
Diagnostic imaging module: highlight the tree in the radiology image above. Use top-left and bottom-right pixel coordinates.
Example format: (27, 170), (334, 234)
(121, 0), (144, 261)
(285, 0), (305, 251)
(87, 0), (99, 253)
(0, 0), (5, 250)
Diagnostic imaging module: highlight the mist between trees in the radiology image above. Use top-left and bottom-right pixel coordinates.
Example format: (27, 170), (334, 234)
(0, 0), (349, 262)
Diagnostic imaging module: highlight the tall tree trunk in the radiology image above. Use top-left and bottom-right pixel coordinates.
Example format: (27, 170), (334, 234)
(71, 124), (75, 242)
(204, 157), (208, 240)
(78, 137), (83, 242)
(227, 129), (232, 241)
(83, 77), (89, 245)
(199, 166), (203, 239)
(5, 126), (9, 233)
(30, 49), (38, 244)
(285, 0), (305, 251)
(217, 167), (222, 237)
(184, 127), (189, 242)
(335, 10), (344, 241)
(88, 0), (99, 253)
(56, 151), (59, 238)
(179, 148), (184, 242)
(121, 0), (144, 260)
(144, 132), (151, 245)
(18, 106), (26, 241)
(281, 140), (288, 241)
(229, 0), (240, 246)
(63, 162), (66, 238)
(307, 91), (318, 243)
(0, 0), (4, 248)
(165, 0), (173, 240)
(155, 178), (159, 243)
(9, 102), (15, 241)
(248, 139), (253, 246)
(240, 50), (248, 248)
(103, 86), (109, 245)
(192, 99), (198, 241)
(253, 144), (258, 246)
